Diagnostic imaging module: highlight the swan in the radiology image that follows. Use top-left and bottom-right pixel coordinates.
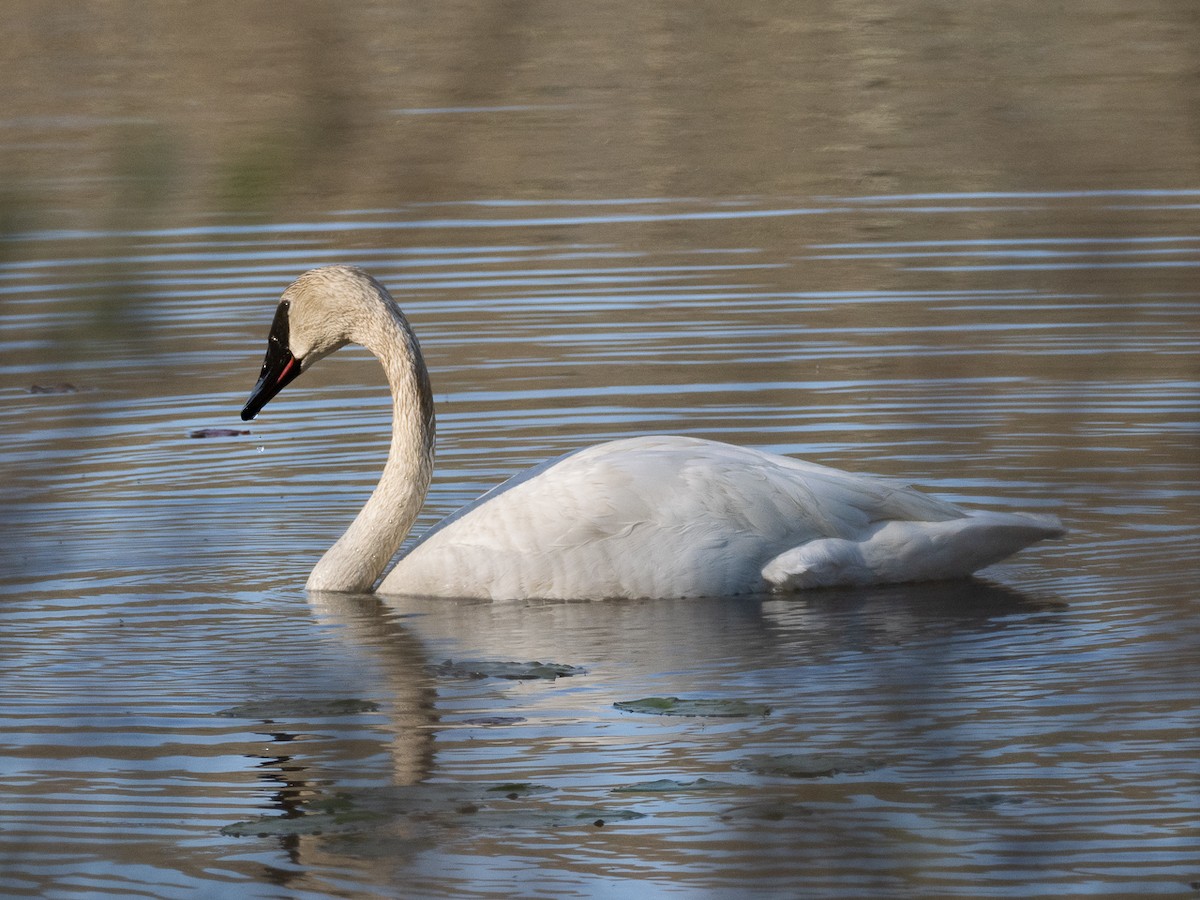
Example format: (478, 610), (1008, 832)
(240, 265), (1064, 599)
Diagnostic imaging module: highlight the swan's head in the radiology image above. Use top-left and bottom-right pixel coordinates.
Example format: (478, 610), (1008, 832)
(241, 266), (394, 421)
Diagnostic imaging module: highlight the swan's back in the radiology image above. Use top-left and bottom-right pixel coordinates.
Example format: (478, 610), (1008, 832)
(379, 436), (1062, 600)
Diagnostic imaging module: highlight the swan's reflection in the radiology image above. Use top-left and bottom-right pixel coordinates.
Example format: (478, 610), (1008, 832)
(306, 589), (437, 786)
(231, 591), (437, 892)
(380, 577), (1065, 682)
(238, 577), (1066, 894)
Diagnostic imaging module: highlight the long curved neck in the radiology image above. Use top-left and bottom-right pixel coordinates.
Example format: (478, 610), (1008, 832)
(306, 304), (435, 592)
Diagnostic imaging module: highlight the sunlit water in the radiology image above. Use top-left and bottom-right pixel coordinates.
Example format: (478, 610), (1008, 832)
(2, 192), (1198, 898)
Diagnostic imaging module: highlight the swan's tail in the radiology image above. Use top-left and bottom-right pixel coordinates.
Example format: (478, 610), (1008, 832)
(763, 511), (1066, 590)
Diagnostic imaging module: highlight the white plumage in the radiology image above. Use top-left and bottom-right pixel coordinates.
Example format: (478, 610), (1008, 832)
(241, 266), (1064, 600)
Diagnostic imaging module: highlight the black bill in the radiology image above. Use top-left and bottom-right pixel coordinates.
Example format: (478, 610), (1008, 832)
(241, 301), (302, 421)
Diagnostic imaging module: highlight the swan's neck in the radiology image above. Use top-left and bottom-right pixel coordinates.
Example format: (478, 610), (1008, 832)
(306, 307), (435, 592)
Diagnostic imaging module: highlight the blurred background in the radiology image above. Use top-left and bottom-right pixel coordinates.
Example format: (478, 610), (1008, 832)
(5, 1), (1198, 228)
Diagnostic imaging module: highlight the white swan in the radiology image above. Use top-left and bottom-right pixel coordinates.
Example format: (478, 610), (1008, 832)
(241, 265), (1064, 599)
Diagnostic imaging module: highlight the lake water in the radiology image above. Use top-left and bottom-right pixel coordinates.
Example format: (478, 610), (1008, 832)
(3, 6), (1200, 899)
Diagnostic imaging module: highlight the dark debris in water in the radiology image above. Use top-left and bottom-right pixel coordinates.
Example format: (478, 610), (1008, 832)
(216, 697), (381, 719)
(189, 427), (250, 438)
(613, 696), (772, 717)
(461, 715), (527, 726)
(733, 753), (879, 779)
(29, 383), (82, 394)
(429, 659), (586, 681)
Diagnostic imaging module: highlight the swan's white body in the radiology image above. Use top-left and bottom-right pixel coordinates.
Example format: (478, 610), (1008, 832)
(242, 266), (1064, 600)
(383, 435), (1060, 599)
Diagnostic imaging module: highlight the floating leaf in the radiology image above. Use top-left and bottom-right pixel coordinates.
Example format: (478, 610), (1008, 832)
(613, 697), (771, 717)
(733, 753), (877, 778)
(430, 659), (585, 681)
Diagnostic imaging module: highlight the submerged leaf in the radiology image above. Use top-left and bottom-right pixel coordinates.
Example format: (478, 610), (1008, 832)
(951, 793), (1027, 810)
(462, 715), (527, 726)
(222, 796), (386, 837)
(612, 777), (733, 793)
(719, 800), (815, 822)
(221, 782), (644, 841)
(613, 697), (771, 717)
(216, 697), (380, 719)
(484, 783), (552, 797)
(567, 808), (645, 824)
(430, 659), (585, 681)
(221, 811), (382, 838)
(733, 753), (878, 778)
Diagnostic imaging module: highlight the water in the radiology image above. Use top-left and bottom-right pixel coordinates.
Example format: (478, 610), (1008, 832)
(3, 6), (1200, 899)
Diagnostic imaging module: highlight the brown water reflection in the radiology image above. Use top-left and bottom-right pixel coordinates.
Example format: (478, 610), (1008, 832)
(1, 3), (1199, 898)
(5, 3), (1200, 223)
